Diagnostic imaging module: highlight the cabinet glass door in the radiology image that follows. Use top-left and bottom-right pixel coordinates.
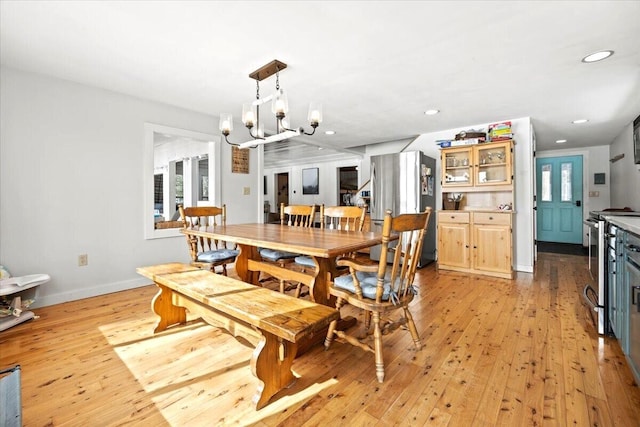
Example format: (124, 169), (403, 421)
(475, 142), (512, 185)
(442, 147), (473, 186)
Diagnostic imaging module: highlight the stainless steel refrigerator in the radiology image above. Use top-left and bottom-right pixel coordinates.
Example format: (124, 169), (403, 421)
(369, 151), (436, 266)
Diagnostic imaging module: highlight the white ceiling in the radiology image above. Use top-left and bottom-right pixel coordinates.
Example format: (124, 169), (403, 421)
(2, 1), (639, 168)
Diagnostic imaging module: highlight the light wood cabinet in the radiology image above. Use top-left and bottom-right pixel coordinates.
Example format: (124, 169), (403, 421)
(438, 140), (514, 279)
(441, 141), (514, 191)
(437, 211), (513, 279)
(472, 213), (512, 274)
(437, 212), (470, 268)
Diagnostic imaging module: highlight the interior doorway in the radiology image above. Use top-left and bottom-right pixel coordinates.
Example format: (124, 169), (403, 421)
(275, 172), (289, 209)
(338, 166), (358, 206)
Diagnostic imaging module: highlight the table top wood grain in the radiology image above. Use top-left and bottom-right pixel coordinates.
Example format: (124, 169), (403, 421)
(181, 223), (384, 258)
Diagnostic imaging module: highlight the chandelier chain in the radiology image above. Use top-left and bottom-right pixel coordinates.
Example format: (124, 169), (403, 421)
(256, 80), (260, 100)
(275, 69), (280, 91)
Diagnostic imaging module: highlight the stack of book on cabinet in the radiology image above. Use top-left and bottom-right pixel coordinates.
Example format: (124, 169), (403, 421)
(488, 121), (513, 141)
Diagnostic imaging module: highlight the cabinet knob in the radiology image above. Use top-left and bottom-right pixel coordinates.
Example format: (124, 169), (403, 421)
(489, 216), (494, 220)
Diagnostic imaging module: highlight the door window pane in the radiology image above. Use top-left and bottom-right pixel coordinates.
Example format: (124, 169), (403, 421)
(541, 164), (552, 202)
(561, 163), (572, 202)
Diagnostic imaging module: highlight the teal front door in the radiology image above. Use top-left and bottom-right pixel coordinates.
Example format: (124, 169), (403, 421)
(536, 155), (583, 244)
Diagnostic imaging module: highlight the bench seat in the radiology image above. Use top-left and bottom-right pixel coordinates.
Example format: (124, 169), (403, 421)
(136, 263), (339, 410)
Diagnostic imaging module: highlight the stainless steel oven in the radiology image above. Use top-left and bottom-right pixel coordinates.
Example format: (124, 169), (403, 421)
(583, 215), (605, 334)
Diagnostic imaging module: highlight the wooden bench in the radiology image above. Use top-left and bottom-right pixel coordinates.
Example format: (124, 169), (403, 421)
(136, 263), (339, 410)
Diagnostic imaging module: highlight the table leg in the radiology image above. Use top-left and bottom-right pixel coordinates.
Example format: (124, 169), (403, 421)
(235, 244), (261, 285)
(310, 257), (334, 306)
(250, 330), (297, 410)
(151, 284), (186, 333)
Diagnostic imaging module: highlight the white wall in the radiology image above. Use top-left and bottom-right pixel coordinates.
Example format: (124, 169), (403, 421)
(537, 144), (610, 246)
(609, 122), (640, 211)
(0, 67), (261, 307)
(264, 157), (363, 209)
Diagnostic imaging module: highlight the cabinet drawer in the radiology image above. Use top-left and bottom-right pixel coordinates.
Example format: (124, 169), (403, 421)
(438, 211), (470, 223)
(472, 212), (511, 225)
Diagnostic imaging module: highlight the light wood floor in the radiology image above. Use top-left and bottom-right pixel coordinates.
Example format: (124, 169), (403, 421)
(1, 253), (639, 426)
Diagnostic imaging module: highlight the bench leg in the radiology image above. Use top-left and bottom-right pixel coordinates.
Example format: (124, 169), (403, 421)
(151, 284), (186, 333)
(250, 330), (297, 410)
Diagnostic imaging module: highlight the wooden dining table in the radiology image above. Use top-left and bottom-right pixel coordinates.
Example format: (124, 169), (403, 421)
(180, 223), (385, 306)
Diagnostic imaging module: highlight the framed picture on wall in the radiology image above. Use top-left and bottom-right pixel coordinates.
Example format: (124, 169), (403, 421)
(302, 168), (319, 195)
(232, 146), (249, 174)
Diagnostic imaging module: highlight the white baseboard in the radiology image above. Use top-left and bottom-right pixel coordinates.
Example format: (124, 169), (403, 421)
(32, 277), (151, 308)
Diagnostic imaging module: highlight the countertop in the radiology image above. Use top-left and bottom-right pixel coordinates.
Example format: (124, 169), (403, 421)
(603, 215), (640, 236)
(439, 209), (515, 214)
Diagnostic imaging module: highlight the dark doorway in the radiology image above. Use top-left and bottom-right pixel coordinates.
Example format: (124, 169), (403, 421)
(338, 166), (358, 206)
(276, 172), (289, 208)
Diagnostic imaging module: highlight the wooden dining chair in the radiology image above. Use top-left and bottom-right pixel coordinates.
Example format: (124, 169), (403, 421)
(292, 205), (368, 296)
(259, 203), (317, 292)
(178, 205), (239, 276)
(324, 207), (432, 383)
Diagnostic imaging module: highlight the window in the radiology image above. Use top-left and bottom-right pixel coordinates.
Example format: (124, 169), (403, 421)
(541, 164), (552, 202)
(561, 162), (572, 202)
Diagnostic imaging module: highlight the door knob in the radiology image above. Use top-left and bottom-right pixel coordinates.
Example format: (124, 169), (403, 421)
(575, 200), (582, 207)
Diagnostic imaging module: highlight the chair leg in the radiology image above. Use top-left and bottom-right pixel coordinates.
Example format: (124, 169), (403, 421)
(364, 311), (372, 334)
(403, 307), (422, 350)
(372, 311), (384, 383)
(324, 297), (345, 349)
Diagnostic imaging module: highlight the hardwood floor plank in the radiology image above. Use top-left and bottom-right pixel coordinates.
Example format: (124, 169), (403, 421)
(1, 254), (639, 426)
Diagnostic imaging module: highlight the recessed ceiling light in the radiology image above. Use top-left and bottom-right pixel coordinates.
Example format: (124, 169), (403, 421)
(581, 50), (614, 63)
(424, 109), (440, 115)
(572, 119), (589, 124)
(325, 130), (336, 135)
(556, 139), (567, 144)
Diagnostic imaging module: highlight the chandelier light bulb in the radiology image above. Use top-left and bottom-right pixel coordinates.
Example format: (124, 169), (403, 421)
(308, 103), (323, 127)
(272, 89), (289, 118)
(219, 113), (233, 135)
(242, 104), (255, 128)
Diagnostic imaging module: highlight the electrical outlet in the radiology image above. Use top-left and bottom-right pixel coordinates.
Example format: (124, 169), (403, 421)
(243, 187), (250, 195)
(589, 191), (600, 197)
(78, 254), (88, 266)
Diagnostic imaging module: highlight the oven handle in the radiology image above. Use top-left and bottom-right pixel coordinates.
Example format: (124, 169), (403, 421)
(582, 284), (603, 312)
(633, 286), (640, 312)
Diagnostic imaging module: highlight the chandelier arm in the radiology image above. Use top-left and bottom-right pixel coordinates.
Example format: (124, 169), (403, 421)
(277, 118), (303, 134)
(223, 134), (240, 146)
(302, 127), (318, 136)
(246, 127), (266, 141)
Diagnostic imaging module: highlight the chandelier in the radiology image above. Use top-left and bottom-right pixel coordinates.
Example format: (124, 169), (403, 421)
(219, 60), (322, 149)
